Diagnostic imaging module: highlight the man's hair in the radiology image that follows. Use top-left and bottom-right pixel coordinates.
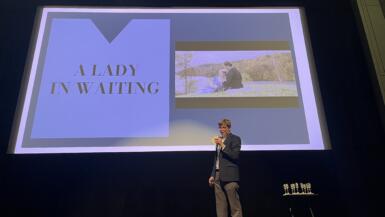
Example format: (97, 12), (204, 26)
(218, 118), (231, 128)
(224, 61), (232, 67)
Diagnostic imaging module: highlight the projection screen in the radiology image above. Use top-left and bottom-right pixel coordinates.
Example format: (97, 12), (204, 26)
(8, 7), (330, 153)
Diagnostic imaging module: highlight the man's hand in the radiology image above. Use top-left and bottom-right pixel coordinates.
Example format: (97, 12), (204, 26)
(208, 176), (215, 187)
(214, 137), (224, 149)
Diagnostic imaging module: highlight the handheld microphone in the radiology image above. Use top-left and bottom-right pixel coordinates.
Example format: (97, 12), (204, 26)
(211, 135), (222, 145)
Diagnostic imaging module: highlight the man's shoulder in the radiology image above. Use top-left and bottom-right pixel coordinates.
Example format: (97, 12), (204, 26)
(230, 133), (241, 140)
(229, 67), (237, 73)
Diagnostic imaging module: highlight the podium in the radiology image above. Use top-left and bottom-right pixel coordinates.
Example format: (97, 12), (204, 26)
(282, 194), (319, 217)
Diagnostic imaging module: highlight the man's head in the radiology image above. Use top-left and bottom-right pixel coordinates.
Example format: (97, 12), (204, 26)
(224, 61), (232, 70)
(218, 118), (231, 137)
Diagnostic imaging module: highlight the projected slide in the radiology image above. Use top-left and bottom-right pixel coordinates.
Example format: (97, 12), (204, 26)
(9, 8), (330, 153)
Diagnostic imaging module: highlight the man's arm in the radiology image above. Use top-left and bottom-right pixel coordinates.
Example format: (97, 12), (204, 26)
(223, 69), (234, 89)
(221, 135), (241, 160)
(210, 153), (217, 177)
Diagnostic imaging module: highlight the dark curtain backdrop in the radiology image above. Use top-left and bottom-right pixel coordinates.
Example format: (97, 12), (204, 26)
(1, 1), (384, 217)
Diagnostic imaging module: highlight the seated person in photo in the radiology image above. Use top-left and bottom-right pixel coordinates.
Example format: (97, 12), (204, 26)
(212, 68), (227, 92)
(222, 61), (243, 91)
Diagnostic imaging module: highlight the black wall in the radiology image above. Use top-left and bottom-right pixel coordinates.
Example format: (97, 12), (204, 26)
(1, 1), (384, 217)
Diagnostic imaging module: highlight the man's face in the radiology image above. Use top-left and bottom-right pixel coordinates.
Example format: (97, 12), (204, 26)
(219, 124), (230, 137)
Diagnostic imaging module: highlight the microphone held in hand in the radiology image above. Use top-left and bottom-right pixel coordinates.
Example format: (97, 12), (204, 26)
(211, 135), (223, 145)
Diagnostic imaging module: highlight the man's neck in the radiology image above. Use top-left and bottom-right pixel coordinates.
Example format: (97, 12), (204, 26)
(222, 133), (230, 138)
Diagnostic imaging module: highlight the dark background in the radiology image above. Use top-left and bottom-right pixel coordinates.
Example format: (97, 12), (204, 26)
(0, 1), (384, 217)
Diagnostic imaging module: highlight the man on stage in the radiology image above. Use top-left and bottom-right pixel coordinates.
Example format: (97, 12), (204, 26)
(209, 119), (243, 217)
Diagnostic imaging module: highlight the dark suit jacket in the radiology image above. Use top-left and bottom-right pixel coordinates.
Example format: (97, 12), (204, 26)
(211, 133), (241, 182)
(223, 67), (243, 90)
